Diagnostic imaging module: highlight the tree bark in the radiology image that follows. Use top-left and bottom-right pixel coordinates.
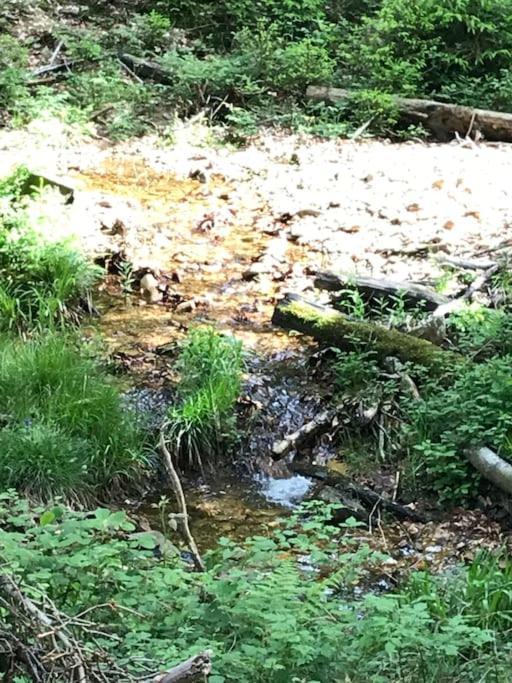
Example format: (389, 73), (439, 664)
(153, 651), (212, 683)
(313, 271), (449, 311)
(466, 447), (512, 497)
(307, 86), (512, 142)
(118, 54), (174, 84)
(272, 293), (460, 371)
(292, 462), (426, 523)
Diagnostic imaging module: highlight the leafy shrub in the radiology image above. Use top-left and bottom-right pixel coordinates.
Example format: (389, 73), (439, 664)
(0, 493), (509, 682)
(0, 34), (29, 114)
(448, 305), (512, 358)
(333, 349), (380, 396)
(166, 327), (243, 470)
(0, 334), (148, 500)
(404, 355), (512, 501)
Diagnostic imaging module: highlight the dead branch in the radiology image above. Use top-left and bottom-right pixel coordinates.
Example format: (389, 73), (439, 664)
(466, 447), (512, 497)
(313, 270), (448, 311)
(159, 429), (205, 572)
(272, 293), (460, 371)
(153, 650), (212, 683)
(272, 409), (337, 459)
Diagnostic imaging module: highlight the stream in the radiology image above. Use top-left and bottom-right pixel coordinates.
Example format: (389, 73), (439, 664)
(61, 145), (511, 573)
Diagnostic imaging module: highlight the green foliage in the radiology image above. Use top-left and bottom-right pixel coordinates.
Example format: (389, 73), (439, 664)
(0, 34), (29, 113)
(1, 492), (510, 682)
(333, 349), (380, 396)
(0, 168), (100, 330)
(107, 11), (173, 54)
(5, 0), (512, 137)
(0, 334), (148, 500)
(166, 327), (243, 470)
(405, 355), (512, 501)
(448, 305), (512, 358)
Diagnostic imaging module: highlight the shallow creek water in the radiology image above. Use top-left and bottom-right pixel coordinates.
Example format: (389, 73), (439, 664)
(76, 155), (331, 546)
(78, 154), (511, 568)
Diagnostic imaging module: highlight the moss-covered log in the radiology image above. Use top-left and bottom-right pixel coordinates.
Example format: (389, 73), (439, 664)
(272, 293), (461, 372)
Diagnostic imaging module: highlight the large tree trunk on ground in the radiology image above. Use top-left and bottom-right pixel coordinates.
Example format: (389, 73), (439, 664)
(313, 271), (449, 311)
(466, 447), (512, 497)
(272, 293), (460, 371)
(307, 86), (512, 142)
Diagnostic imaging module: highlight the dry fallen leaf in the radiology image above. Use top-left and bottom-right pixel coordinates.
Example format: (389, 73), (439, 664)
(443, 220), (455, 230)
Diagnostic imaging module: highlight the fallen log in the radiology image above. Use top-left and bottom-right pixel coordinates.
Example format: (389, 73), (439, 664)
(307, 86), (512, 142)
(313, 271), (448, 311)
(466, 447), (512, 497)
(435, 256), (497, 271)
(272, 293), (460, 371)
(153, 651), (212, 683)
(118, 54), (173, 84)
(292, 462), (426, 523)
(272, 409), (336, 459)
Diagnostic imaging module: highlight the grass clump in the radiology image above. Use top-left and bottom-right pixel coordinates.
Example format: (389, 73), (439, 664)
(0, 167), (100, 331)
(0, 333), (148, 501)
(166, 327), (243, 471)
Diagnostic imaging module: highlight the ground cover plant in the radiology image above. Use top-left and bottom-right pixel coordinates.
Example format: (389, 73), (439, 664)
(0, 333), (148, 500)
(2, 1), (512, 139)
(1, 492), (511, 682)
(0, 166), (100, 331)
(165, 327), (243, 471)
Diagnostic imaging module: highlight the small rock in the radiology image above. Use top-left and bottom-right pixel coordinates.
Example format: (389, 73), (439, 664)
(140, 273), (162, 304)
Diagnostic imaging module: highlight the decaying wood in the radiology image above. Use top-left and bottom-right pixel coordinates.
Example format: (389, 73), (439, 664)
(466, 447), (512, 497)
(292, 462), (426, 523)
(159, 430), (205, 572)
(119, 54), (173, 84)
(307, 86), (512, 142)
(313, 270), (449, 311)
(153, 651), (212, 683)
(272, 293), (460, 371)
(272, 409), (336, 459)
(0, 574), (87, 682)
(436, 255), (497, 271)
(461, 263), (501, 300)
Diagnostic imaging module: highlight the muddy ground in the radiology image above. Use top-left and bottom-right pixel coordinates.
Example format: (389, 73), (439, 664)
(2, 120), (512, 576)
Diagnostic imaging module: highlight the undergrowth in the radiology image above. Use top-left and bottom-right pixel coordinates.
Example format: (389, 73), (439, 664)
(1, 493), (511, 682)
(166, 327), (243, 471)
(0, 333), (148, 501)
(3, 1), (512, 139)
(330, 294), (512, 502)
(0, 167), (100, 331)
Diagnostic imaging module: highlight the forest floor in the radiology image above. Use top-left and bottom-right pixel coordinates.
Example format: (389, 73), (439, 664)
(3, 119), (512, 574)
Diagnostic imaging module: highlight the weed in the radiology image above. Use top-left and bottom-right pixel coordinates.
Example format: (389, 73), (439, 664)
(0, 492), (509, 682)
(0, 333), (148, 501)
(0, 167), (100, 330)
(165, 327), (243, 471)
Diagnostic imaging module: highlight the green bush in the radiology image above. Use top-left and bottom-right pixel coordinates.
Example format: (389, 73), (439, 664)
(166, 327), (243, 470)
(0, 34), (29, 113)
(405, 355), (512, 501)
(0, 492), (509, 682)
(0, 334), (148, 500)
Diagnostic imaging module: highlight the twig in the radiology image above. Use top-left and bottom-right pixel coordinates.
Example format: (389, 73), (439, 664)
(159, 429), (205, 572)
(0, 574), (87, 683)
(50, 40), (64, 66)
